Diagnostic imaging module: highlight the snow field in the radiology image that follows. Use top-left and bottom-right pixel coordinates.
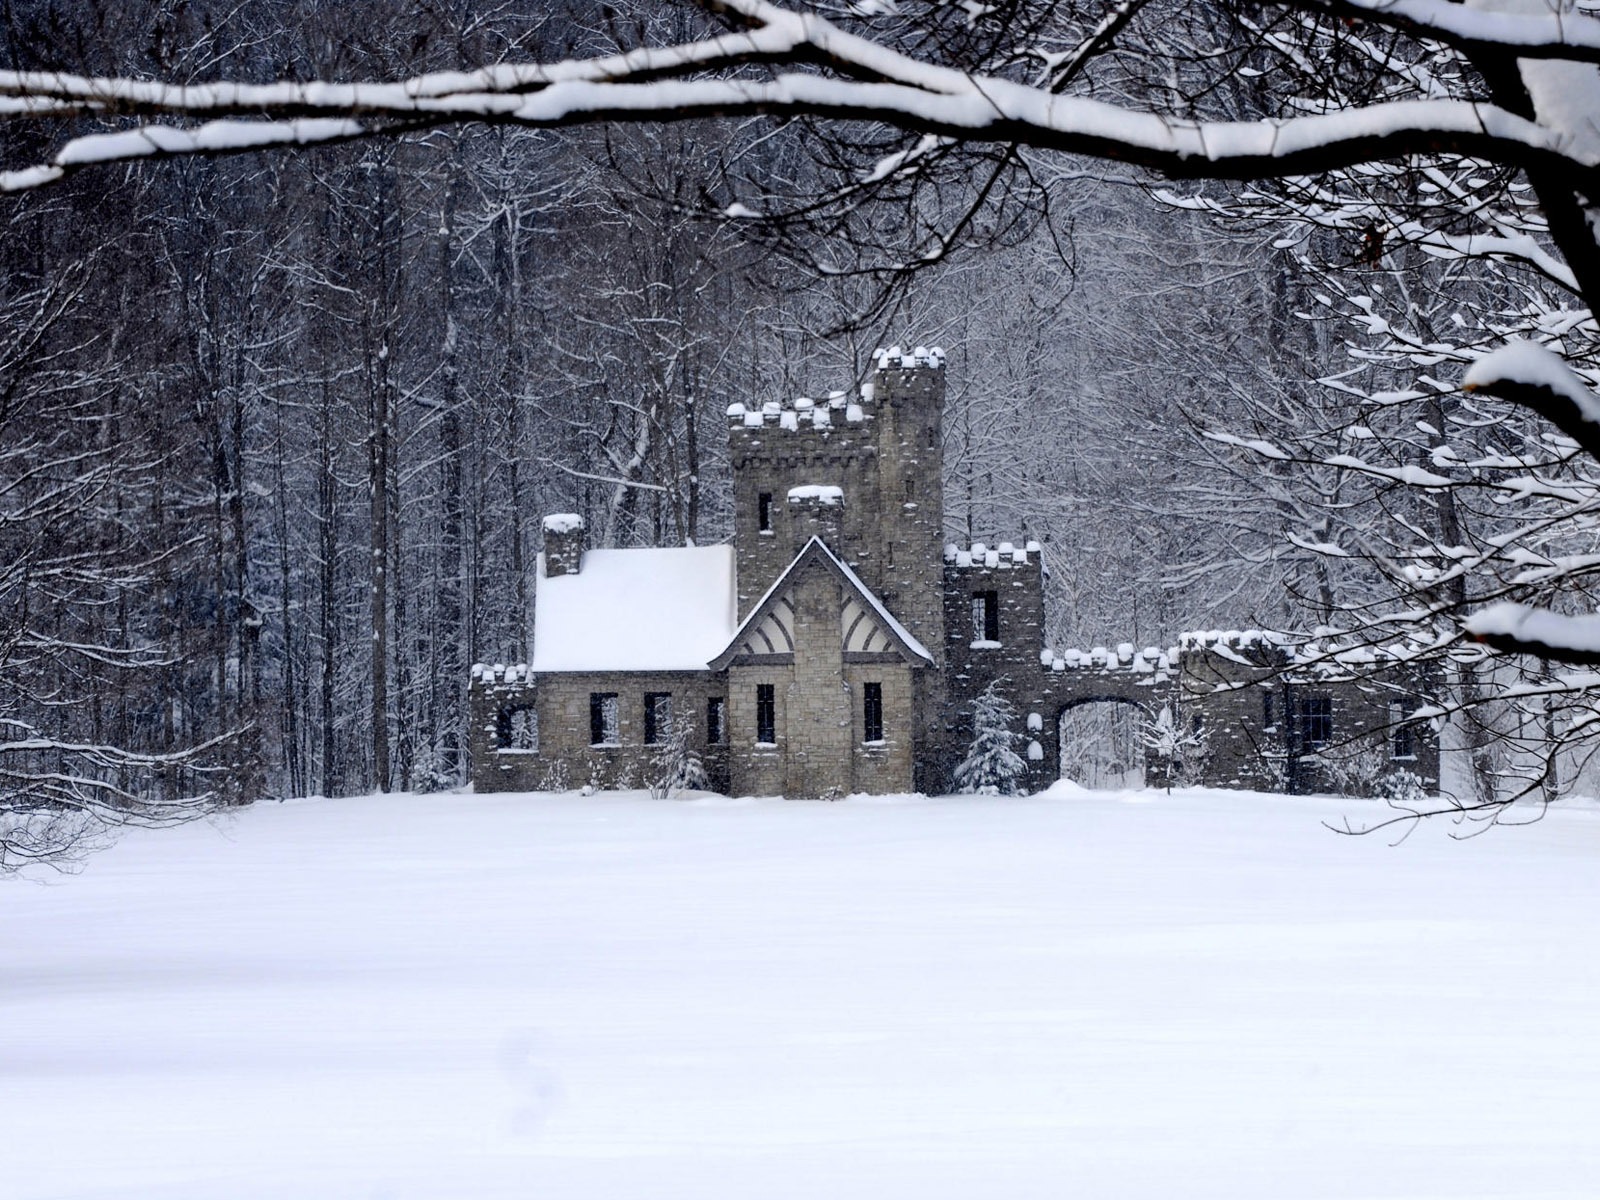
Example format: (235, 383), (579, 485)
(5, 787), (1600, 1199)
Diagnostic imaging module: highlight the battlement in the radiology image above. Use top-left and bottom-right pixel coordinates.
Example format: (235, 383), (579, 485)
(872, 345), (946, 371)
(1039, 642), (1177, 680)
(944, 540), (1039, 569)
(727, 391), (867, 431)
(1177, 629), (1430, 677)
(471, 662), (533, 687)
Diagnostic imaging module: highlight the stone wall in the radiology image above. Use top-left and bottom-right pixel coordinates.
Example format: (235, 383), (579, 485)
(1178, 634), (1442, 795)
(470, 665), (730, 793)
(728, 401), (882, 617)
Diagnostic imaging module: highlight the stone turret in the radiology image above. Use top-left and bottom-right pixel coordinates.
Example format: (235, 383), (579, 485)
(542, 513), (586, 577)
(869, 346), (946, 667)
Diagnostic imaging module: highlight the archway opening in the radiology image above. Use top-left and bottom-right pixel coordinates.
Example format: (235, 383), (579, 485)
(1058, 698), (1149, 790)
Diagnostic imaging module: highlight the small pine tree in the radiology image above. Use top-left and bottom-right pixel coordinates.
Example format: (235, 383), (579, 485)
(649, 719), (708, 799)
(1140, 703), (1209, 792)
(953, 679), (1028, 796)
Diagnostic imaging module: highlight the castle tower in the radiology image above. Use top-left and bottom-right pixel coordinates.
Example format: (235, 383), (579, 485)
(867, 346), (947, 666)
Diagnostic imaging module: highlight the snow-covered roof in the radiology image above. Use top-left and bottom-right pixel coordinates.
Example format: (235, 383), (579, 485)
(532, 545), (737, 673)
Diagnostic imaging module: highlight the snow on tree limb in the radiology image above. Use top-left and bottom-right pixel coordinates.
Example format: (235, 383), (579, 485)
(1463, 340), (1600, 460)
(1314, 0), (1600, 61)
(0, 3), (1598, 193)
(1465, 601), (1600, 663)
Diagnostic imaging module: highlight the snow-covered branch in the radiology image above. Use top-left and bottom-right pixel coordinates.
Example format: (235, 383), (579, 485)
(0, 3), (1597, 199)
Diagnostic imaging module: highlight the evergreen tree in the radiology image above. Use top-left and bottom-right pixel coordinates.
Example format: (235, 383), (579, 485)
(649, 719), (708, 800)
(953, 680), (1028, 797)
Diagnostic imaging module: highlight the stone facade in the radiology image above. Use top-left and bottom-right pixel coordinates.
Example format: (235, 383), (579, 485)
(470, 346), (1440, 798)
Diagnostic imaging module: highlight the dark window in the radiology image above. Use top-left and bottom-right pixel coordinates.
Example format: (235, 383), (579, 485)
(1263, 692), (1275, 730)
(707, 697), (727, 744)
(495, 705), (538, 752)
(905, 477), (916, 500)
(863, 682), (884, 743)
(973, 591), (999, 642)
(644, 692), (672, 745)
(758, 492), (773, 532)
(1390, 701), (1416, 759)
(1301, 695), (1332, 748)
(589, 693), (619, 745)
(886, 541), (894, 567)
(756, 683), (776, 744)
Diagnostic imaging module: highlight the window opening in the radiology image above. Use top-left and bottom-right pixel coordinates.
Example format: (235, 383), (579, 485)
(972, 591), (999, 643)
(758, 492), (773, 532)
(863, 682), (884, 743)
(589, 693), (620, 745)
(495, 706), (538, 752)
(1390, 701), (1416, 759)
(1301, 695), (1332, 748)
(707, 697), (727, 745)
(756, 683), (776, 744)
(644, 692), (673, 745)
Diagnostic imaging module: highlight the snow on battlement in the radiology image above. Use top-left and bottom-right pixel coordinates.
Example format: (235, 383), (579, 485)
(471, 662), (532, 686)
(873, 344), (945, 370)
(1039, 642), (1177, 678)
(1178, 628), (1429, 674)
(726, 389), (867, 430)
(944, 540), (1040, 569)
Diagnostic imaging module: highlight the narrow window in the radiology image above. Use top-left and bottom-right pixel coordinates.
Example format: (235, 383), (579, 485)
(644, 692), (672, 745)
(886, 541), (894, 567)
(1390, 701), (1416, 759)
(756, 683), (776, 745)
(758, 492), (773, 532)
(863, 682), (884, 743)
(1263, 692), (1275, 730)
(707, 697), (727, 745)
(905, 477), (916, 500)
(589, 693), (619, 745)
(510, 707), (538, 751)
(1301, 695), (1332, 748)
(972, 590), (999, 643)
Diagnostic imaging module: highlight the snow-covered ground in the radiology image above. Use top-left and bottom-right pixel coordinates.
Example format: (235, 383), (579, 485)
(6, 785), (1600, 1199)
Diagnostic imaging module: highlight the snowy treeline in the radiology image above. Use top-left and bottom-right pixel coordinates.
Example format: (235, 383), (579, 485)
(0, 2), (1341, 817)
(5, 0), (1600, 827)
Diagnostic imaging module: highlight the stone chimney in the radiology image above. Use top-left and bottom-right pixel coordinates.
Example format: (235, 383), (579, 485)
(542, 513), (586, 577)
(787, 485), (844, 556)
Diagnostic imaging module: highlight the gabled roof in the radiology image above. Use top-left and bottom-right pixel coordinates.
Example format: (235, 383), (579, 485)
(709, 537), (932, 670)
(532, 545), (737, 673)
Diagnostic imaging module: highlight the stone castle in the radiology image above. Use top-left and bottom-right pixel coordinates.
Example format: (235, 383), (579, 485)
(470, 347), (1438, 798)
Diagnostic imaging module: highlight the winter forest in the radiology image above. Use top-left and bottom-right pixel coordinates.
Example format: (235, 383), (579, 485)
(7, 0), (1600, 863)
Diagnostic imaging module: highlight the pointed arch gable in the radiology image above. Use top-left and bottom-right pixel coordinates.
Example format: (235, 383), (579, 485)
(710, 537), (931, 670)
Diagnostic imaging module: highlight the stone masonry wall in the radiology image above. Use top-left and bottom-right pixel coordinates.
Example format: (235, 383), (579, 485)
(729, 403), (882, 617)
(471, 666), (730, 793)
(1179, 635), (1441, 794)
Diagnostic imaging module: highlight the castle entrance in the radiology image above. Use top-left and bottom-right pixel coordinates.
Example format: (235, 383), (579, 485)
(1057, 697), (1150, 791)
